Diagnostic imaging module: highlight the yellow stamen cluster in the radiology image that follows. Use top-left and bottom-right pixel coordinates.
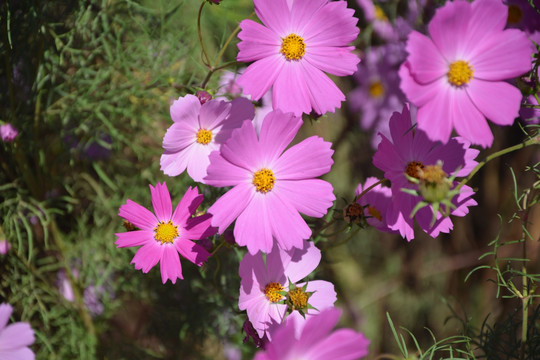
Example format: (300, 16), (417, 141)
(196, 128), (213, 145)
(507, 4), (522, 24)
(281, 34), (306, 61)
(367, 206), (382, 221)
(374, 5), (388, 21)
(154, 220), (179, 244)
(253, 168), (275, 193)
(419, 164), (447, 184)
(264, 282), (284, 303)
(288, 287), (309, 310)
(405, 161), (425, 180)
(369, 81), (385, 98)
(447, 60), (474, 86)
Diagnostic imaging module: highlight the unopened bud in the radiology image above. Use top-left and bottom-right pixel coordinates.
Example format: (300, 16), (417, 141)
(196, 90), (212, 104)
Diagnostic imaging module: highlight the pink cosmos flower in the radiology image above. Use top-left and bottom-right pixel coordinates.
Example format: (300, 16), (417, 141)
(160, 95), (254, 182)
(399, 0), (533, 147)
(0, 123), (18, 142)
(355, 177), (396, 233)
(116, 183), (215, 284)
(372, 105), (479, 241)
(205, 109), (335, 254)
(236, 0), (360, 116)
(239, 241), (336, 340)
(0, 240), (10, 255)
(0, 303), (35, 360)
(254, 308), (369, 360)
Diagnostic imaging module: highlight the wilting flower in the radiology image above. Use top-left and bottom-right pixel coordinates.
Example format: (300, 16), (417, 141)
(254, 308), (369, 360)
(160, 95), (254, 182)
(116, 183), (215, 284)
(0, 123), (18, 142)
(0, 303), (35, 360)
(239, 241), (336, 339)
(372, 105), (478, 241)
(236, 0), (360, 116)
(205, 109), (335, 254)
(355, 177), (396, 233)
(399, 0), (533, 147)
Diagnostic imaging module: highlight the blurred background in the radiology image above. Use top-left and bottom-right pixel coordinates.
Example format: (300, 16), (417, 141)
(0, 0), (539, 359)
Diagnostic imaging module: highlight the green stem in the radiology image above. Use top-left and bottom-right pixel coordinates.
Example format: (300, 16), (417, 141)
(200, 61), (240, 89)
(456, 134), (540, 192)
(213, 23), (242, 68)
(197, 1), (210, 68)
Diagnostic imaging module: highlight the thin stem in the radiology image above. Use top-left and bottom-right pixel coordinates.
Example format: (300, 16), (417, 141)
(355, 178), (387, 202)
(213, 23), (242, 68)
(197, 1), (210, 68)
(519, 191), (532, 360)
(456, 134), (540, 192)
(200, 60), (240, 89)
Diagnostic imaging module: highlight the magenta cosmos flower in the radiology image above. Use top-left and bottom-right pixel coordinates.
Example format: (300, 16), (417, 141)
(254, 308), (369, 360)
(239, 241), (336, 340)
(161, 95), (254, 182)
(116, 183), (215, 284)
(205, 109), (335, 254)
(0, 303), (35, 360)
(373, 105), (479, 241)
(399, 0), (533, 148)
(355, 177), (396, 233)
(236, 0), (360, 116)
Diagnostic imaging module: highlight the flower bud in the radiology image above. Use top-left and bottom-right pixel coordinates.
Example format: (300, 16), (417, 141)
(196, 90), (212, 105)
(418, 163), (451, 203)
(0, 123), (18, 142)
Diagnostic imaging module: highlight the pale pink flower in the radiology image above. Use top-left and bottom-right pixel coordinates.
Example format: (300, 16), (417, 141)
(237, 0), (360, 116)
(116, 183), (215, 284)
(0, 303), (35, 360)
(399, 0), (533, 147)
(254, 308), (369, 360)
(205, 109), (335, 254)
(161, 95), (254, 182)
(239, 241), (336, 340)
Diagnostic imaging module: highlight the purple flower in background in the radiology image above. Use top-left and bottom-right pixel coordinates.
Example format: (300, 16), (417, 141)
(356, 0), (396, 41)
(505, 0), (540, 34)
(239, 241), (336, 340)
(355, 177), (397, 233)
(520, 95), (540, 124)
(0, 240), (10, 255)
(372, 105), (479, 241)
(0, 124), (18, 142)
(254, 308), (370, 360)
(0, 303), (35, 360)
(349, 45), (406, 148)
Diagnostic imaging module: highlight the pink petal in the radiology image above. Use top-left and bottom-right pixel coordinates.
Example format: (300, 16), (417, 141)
(298, 308), (340, 344)
(467, 0), (508, 48)
(237, 20), (281, 62)
(428, 0), (472, 60)
(208, 183), (255, 233)
(388, 104), (414, 161)
(115, 230), (154, 248)
(304, 46), (359, 76)
(175, 239), (210, 266)
(234, 194), (274, 255)
(253, 0), (290, 36)
(274, 179), (334, 218)
(184, 213), (216, 240)
(170, 94), (201, 124)
(415, 81), (456, 145)
(405, 31), (447, 84)
(274, 136), (333, 179)
(266, 191), (311, 251)
(258, 110), (303, 165)
(272, 61), (312, 116)
(451, 184), (477, 217)
(171, 187), (204, 226)
(238, 55), (285, 101)
(160, 143), (196, 177)
(467, 79), (522, 126)
(386, 193), (415, 241)
(149, 182), (172, 222)
(0, 348), (34, 360)
(118, 200), (157, 231)
(446, 85), (494, 148)
(283, 241), (321, 283)
(0, 323), (34, 350)
(186, 143), (216, 183)
(131, 242), (163, 273)
(471, 29), (533, 81)
(162, 122), (197, 153)
(219, 120), (261, 171)
(159, 245), (183, 284)
(307, 329), (370, 360)
(288, 0), (327, 34)
(304, 280), (336, 311)
(298, 61), (345, 115)
(302, 1), (359, 47)
(399, 62), (444, 107)
(198, 99), (231, 130)
(415, 205), (454, 238)
(240, 250), (274, 295)
(220, 97), (256, 138)
(204, 150), (252, 187)
(0, 304), (12, 330)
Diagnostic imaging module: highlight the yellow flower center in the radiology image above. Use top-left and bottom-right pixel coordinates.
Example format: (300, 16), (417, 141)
(253, 168), (275, 193)
(196, 128), (212, 145)
(154, 220), (179, 244)
(374, 5), (388, 21)
(281, 34), (306, 61)
(369, 81), (385, 98)
(507, 4), (522, 24)
(264, 282), (284, 303)
(288, 287), (309, 310)
(405, 161), (425, 180)
(447, 60), (474, 86)
(419, 164), (447, 184)
(367, 205), (382, 221)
